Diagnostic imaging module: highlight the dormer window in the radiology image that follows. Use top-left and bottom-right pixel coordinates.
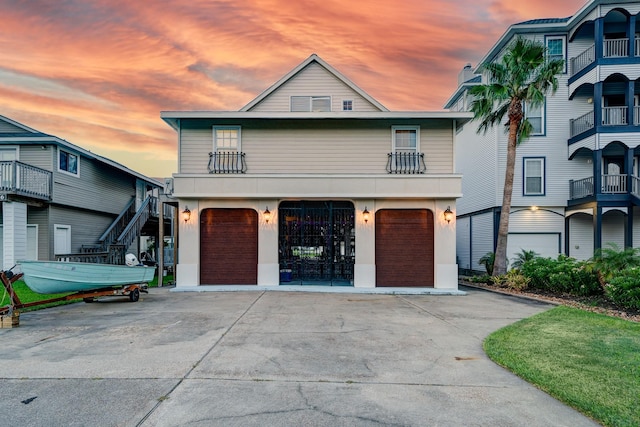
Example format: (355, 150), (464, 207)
(291, 96), (331, 112)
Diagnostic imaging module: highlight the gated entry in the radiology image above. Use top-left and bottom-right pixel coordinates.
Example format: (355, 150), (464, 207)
(279, 201), (355, 285)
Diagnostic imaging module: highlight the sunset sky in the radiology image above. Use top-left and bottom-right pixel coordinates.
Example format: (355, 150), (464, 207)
(0, 0), (586, 178)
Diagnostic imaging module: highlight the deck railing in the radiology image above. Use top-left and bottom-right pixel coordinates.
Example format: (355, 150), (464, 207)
(601, 174), (627, 194)
(208, 151), (247, 174)
(570, 111), (594, 137)
(604, 38), (629, 57)
(386, 152), (426, 174)
(570, 44), (595, 76)
(569, 176), (594, 199)
(636, 38), (640, 57)
(602, 106), (627, 126)
(0, 161), (52, 200)
(632, 176), (640, 197)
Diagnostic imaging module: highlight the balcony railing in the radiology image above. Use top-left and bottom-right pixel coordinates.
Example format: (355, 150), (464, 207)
(602, 106), (627, 126)
(570, 44), (595, 76)
(208, 151), (247, 174)
(570, 111), (594, 137)
(604, 38), (629, 57)
(636, 38), (640, 57)
(632, 176), (640, 197)
(569, 176), (594, 199)
(570, 175), (633, 200)
(0, 161), (52, 200)
(386, 152), (426, 174)
(601, 174), (627, 194)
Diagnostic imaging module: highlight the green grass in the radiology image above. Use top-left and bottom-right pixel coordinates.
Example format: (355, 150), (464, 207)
(1, 273), (174, 312)
(484, 306), (640, 427)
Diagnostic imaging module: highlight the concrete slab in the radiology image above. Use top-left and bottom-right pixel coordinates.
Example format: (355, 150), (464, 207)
(0, 286), (599, 426)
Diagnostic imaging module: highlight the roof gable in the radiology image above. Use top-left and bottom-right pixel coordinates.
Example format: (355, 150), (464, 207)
(0, 115), (44, 135)
(241, 54), (388, 112)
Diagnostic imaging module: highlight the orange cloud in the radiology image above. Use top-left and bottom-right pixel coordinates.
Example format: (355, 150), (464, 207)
(0, 0), (587, 177)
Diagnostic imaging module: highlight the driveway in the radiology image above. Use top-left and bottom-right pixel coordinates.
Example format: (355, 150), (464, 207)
(0, 286), (599, 426)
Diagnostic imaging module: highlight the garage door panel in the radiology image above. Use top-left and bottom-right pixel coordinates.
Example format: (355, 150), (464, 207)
(506, 233), (560, 266)
(200, 209), (258, 285)
(376, 209), (434, 287)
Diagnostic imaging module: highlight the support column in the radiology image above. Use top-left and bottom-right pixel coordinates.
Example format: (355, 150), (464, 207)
(3, 202), (27, 270)
(594, 82), (603, 130)
(595, 17), (604, 59)
(629, 16), (636, 58)
(594, 205), (602, 251)
(626, 206), (634, 249)
(354, 199), (375, 288)
(594, 150), (602, 195)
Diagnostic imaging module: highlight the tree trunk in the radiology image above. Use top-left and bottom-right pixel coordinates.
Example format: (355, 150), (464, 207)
(493, 103), (521, 276)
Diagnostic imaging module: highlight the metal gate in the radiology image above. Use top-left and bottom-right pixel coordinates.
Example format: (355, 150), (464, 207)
(279, 201), (354, 286)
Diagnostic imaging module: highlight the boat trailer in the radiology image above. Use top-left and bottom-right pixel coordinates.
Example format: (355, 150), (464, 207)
(0, 270), (148, 327)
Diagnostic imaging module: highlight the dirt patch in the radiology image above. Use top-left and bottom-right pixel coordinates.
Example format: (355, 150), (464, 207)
(461, 281), (640, 323)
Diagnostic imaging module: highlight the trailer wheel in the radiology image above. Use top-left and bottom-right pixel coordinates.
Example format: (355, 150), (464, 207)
(129, 288), (140, 302)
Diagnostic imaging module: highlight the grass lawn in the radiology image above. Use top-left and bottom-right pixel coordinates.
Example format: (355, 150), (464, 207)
(484, 306), (640, 427)
(1, 273), (173, 312)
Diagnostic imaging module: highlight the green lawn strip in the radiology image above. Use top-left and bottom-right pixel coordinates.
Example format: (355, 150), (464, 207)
(484, 306), (640, 427)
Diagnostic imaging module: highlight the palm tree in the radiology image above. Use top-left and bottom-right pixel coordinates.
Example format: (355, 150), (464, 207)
(469, 37), (564, 276)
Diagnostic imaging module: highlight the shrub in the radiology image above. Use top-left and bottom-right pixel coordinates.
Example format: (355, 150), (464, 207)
(510, 249), (539, 270)
(603, 267), (640, 310)
(493, 270), (529, 291)
(520, 255), (600, 296)
(478, 252), (495, 276)
(588, 244), (640, 290)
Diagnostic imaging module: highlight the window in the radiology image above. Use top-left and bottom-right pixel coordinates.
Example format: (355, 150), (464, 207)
(546, 36), (566, 73)
(525, 101), (544, 135)
(291, 96), (331, 112)
(58, 149), (79, 176)
(392, 126), (419, 152)
(213, 126), (240, 151)
(342, 100), (353, 111)
(524, 158), (545, 195)
(0, 147), (17, 161)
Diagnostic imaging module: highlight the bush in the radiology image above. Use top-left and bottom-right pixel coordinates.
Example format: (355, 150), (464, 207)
(520, 255), (600, 296)
(478, 252), (495, 276)
(493, 270), (530, 291)
(603, 267), (640, 310)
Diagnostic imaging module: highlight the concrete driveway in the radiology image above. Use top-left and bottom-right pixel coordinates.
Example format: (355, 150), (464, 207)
(0, 286), (599, 426)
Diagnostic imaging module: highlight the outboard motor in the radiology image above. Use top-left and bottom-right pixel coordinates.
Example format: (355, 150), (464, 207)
(125, 253), (140, 267)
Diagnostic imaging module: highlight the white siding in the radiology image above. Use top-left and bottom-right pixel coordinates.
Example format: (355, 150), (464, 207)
(568, 213), (594, 261)
(249, 62), (381, 113)
(470, 212), (494, 272)
(507, 233), (561, 264)
(456, 216), (471, 270)
(602, 210), (625, 249)
(634, 207), (640, 249)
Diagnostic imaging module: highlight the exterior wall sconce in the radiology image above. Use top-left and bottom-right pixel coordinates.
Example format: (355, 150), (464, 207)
(531, 205), (539, 211)
(264, 206), (271, 223)
(443, 206), (454, 223)
(363, 207), (370, 223)
(182, 206), (191, 223)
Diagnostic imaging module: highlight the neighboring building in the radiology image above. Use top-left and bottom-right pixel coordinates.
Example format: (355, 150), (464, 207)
(0, 115), (170, 269)
(162, 54), (471, 289)
(445, 0), (640, 272)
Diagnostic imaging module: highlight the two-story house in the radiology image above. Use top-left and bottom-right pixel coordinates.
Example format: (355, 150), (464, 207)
(162, 54), (471, 289)
(0, 115), (171, 270)
(446, 0), (640, 272)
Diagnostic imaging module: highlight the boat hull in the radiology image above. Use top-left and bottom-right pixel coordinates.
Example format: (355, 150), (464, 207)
(18, 260), (155, 294)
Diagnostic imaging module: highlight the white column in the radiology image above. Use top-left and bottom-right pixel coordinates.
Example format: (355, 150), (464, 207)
(176, 200), (199, 287)
(257, 200), (279, 285)
(354, 199), (375, 288)
(3, 202), (27, 270)
(433, 200), (458, 290)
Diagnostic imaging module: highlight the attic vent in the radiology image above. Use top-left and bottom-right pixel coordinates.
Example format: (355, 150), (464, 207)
(291, 96), (331, 112)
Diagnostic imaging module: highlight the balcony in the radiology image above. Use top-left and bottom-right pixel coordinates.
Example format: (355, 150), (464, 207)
(0, 161), (52, 201)
(570, 174), (637, 200)
(386, 152), (426, 174)
(570, 38), (640, 77)
(208, 151), (247, 174)
(569, 106), (637, 139)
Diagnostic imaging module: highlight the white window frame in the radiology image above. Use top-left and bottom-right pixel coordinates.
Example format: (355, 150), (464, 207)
(524, 101), (545, 136)
(58, 149), (80, 177)
(213, 126), (241, 152)
(524, 157), (545, 196)
(342, 99), (353, 111)
(391, 126), (420, 153)
(545, 35), (566, 73)
(0, 146), (18, 161)
(290, 96), (332, 112)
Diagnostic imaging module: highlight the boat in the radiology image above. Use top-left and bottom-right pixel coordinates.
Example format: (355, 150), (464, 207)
(17, 260), (155, 294)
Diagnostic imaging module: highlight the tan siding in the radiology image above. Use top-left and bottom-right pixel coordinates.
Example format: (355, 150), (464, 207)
(180, 121), (455, 175)
(250, 62), (380, 112)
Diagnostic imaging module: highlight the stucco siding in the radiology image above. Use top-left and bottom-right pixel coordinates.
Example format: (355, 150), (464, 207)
(249, 62), (380, 112)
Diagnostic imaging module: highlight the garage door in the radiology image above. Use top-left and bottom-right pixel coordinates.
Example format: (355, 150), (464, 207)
(200, 208), (258, 285)
(375, 209), (434, 287)
(507, 233), (561, 266)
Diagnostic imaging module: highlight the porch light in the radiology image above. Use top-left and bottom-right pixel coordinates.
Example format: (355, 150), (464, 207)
(531, 205), (539, 211)
(363, 207), (370, 223)
(443, 206), (454, 223)
(264, 207), (271, 223)
(182, 206), (191, 223)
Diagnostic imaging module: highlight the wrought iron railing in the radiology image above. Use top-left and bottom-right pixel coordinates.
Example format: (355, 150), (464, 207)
(569, 176), (594, 199)
(208, 151), (247, 174)
(602, 106), (627, 125)
(570, 44), (595, 76)
(570, 111), (594, 137)
(0, 161), (52, 200)
(386, 152), (426, 174)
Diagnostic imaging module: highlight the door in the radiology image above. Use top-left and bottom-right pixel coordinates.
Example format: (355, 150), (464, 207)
(200, 208), (257, 285)
(54, 225), (71, 255)
(279, 201), (354, 285)
(376, 209), (434, 287)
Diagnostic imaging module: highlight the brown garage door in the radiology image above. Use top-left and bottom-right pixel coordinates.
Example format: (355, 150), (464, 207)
(200, 208), (258, 285)
(375, 209), (434, 287)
